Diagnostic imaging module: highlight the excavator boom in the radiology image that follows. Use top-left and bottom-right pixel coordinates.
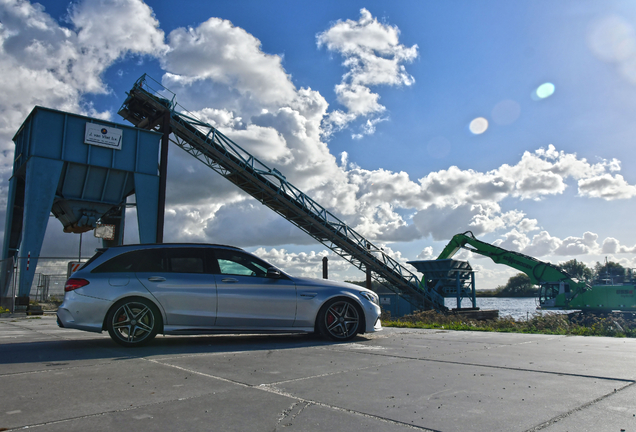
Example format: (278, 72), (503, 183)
(438, 231), (575, 287)
(435, 231), (627, 311)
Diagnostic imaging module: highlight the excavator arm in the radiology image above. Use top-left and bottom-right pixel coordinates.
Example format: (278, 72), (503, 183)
(438, 231), (589, 308)
(438, 231), (573, 286)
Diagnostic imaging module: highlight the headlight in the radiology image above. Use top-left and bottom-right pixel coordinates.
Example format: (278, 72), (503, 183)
(360, 291), (379, 306)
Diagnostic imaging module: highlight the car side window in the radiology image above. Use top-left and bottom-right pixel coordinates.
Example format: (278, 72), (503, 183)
(93, 248), (209, 274)
(164, 248), (205, 273)
(92, 249), (162, 273)
(213, 249), (268, 277)
(135, 250), (164, 272)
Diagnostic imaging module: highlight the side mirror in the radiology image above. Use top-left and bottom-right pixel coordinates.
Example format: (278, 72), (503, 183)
(267, 268), (281, 279)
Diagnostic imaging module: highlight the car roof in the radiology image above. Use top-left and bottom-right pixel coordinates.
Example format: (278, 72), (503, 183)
(94, 243), (245, 253)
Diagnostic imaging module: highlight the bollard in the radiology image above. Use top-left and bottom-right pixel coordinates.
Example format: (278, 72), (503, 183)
(322, 256), (328, 279)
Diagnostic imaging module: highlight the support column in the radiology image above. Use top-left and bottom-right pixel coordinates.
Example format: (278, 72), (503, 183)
(366, 243), (372, 289)
(1, 176), (21, 299)
(456, 271), (461, 309)
(156, 112), (171, 243)
(471, 271), (476, 308)
(134, 173), (159, 244)
(18, 157), (64, 298)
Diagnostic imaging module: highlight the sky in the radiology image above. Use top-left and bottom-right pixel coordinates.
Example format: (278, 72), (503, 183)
(2, 0), (636, 289)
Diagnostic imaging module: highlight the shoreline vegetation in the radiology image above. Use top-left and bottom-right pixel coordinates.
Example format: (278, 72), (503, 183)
(383, 310), (636, 338)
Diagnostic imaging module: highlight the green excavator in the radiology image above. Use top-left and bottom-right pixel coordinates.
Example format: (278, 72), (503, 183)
(438, 231), (636, 312)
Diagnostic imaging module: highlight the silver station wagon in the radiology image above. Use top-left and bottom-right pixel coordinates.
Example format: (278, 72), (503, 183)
(57, 244), (382, 347)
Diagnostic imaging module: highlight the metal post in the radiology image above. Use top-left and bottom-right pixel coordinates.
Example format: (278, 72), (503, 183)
(322, 256), (328, 279)
(156, 112), (171, 243)
(11, 258), (16, 313)
(471, 271), (476, 308)
(366, 243), (372, 289)
(456, 271), (461, 309)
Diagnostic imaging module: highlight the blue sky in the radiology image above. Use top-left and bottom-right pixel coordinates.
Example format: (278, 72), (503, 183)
(2, 0), (636, 288)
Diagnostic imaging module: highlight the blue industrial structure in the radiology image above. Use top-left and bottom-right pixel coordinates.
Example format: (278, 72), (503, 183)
(376, 289), (418, 318)
(118, 75), (448, 312)
(1, 106), (161, 302)
(408, 259), (477, 310)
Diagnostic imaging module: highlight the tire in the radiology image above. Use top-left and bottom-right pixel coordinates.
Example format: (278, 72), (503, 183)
(106, 298), (161, 347)
(317, 298), (361, 341)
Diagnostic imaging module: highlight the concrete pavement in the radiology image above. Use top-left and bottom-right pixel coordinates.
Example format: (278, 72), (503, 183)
(0, 315), (635, 431)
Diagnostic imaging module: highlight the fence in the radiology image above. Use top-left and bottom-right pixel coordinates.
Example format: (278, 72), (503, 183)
(0, 256), (92, 312)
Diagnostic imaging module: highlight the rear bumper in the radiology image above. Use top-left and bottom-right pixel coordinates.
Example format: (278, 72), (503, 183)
(56, 292), (110, 333)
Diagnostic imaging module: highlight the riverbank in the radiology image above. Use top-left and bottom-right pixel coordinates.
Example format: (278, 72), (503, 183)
(384, 310), (636, 337)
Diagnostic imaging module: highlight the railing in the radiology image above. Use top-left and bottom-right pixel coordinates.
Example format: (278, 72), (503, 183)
(0, 257), (90, 312)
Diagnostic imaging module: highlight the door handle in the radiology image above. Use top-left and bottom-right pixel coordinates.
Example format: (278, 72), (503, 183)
(221, 278), (239, 283)
(148, 276), (166, 282)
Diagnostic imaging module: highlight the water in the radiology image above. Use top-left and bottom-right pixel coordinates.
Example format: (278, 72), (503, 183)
(445, 297), (569, 321)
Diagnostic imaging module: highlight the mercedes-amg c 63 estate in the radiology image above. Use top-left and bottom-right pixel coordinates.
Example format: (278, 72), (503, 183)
(57, 244), (382, 347)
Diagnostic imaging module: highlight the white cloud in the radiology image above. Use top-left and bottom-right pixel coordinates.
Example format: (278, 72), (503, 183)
(578, 173), (636, 200)
(0, 0), (165, 159)
(554, 232), (600, 256)
(317, 8), (417, 135)
(163, 16), (296, 107)
(253, 247), (352, 279)
(602, 237), (636, 254)
(494, 229), (531, 252)
(334, 83), (384, 116)
(416, 246), (434, 260)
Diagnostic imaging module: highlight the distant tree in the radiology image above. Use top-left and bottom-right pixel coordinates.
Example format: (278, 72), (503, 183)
(557, 259), (592, 281)
(593, 260), (626, 284)
(494, 273), (537, 297)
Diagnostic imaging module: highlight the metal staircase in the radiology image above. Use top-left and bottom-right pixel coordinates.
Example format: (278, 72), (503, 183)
(118, 74), (446, 312)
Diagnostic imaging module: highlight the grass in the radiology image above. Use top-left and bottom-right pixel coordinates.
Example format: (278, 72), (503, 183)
(383, 310), (636, 338)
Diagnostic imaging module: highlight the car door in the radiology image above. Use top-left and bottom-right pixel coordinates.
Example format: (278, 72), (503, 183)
(213, 249), (297, 328)
(135, 247), (218, 327)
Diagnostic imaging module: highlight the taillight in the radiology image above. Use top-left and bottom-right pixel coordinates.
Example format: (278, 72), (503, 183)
(65, 278), (90, 292)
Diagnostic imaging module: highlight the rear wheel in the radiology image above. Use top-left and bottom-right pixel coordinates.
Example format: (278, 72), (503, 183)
(318, 298), (361, 341)
(106, 298), (160, 347)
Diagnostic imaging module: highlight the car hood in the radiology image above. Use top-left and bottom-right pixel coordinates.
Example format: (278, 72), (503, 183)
(291, 276), (370, 292)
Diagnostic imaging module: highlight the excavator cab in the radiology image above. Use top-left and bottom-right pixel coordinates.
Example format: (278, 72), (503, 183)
(538, 282), (570, 309)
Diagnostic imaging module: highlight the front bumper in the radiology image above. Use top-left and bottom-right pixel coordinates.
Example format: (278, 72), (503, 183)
(364, 303), (382, 333)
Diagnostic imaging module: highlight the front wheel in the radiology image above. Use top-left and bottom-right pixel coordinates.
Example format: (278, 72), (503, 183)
(317, 298), (361, 341)
(106, 298), (161, 347)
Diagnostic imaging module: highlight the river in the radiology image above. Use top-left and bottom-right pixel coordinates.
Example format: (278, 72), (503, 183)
(445, 297), (572, 320)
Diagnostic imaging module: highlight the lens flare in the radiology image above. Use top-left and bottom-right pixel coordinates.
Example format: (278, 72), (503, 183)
(533, 83), (555, 100)
(469, 117), (488, 134)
